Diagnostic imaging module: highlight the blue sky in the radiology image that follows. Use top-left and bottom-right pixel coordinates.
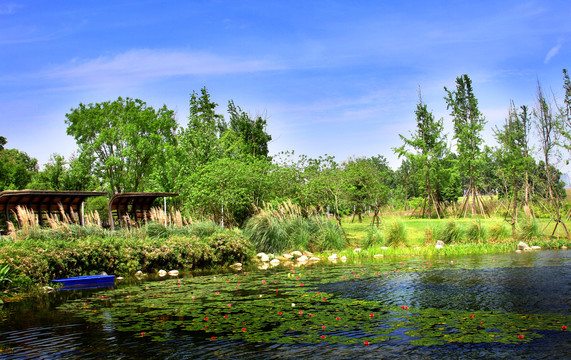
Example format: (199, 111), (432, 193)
(1, 1), (570, 171)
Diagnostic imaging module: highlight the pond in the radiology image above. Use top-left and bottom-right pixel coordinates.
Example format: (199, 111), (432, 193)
(0, 250), (569, 359)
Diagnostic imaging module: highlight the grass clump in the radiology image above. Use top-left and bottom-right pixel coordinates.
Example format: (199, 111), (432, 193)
(365, 226), (384, 248)
(384, 219), (408, 247)
(466, 220), (486, 243)
(437, 219), (462, 244)
(489, 222), (510, 242)
(516, 216), (540, 241)
(243, 202), (346, 253)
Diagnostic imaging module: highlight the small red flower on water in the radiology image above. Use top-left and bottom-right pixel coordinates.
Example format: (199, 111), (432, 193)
(322, 325), (326, 329)
(262, 280), (266, 284)
(216, 292), (219, 295)
(370, 313), (374, 317)
(321, 335), (326, 339)
(211, 336), (216, 340)
(141, 332), (145, 336)
(364, 341), (370, 346)
(470, 314), (475, 318)
(336, 317), (341, 320)
(204, 317), (208, 321)
(228, 304), (232, 307)
(101, 296), (104, 300)
(518, 334), (524, 339)
(83, 303), (87, 306)
(562, 325), (567, 331)
(278, 312), (282, 315)
(242, 328), (246, 332)
(299, 311), (303, 315)
(322, 298), (326, 301)
(479, 322), (483, 325)
(309, 313), (313, 317)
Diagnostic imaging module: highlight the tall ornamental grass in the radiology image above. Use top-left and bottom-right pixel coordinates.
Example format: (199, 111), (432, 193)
(244, 201), (346, 253)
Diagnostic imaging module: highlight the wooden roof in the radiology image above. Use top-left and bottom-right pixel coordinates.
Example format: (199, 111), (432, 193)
(107, 192), (178, 230)
(0, 190), (107, 213)
(108, 192), (178, 211)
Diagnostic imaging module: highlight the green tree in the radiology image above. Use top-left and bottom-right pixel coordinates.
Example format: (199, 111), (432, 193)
(30, 153), (97, 191)
(0, 141), (38, 191)
(556, 69), (571, 162)
(65, 97), (178, 194)
(444, 74), (487, 217)
(228, 100), (272, 159)
(533, 80), (568, 238)
(493, 101), (535, 225)
(395, 93), (447, 218)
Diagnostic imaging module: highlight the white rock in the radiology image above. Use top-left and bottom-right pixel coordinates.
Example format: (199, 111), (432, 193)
(380, 247), (389, 250)
(43, 286), (54, 293)
(562, 246), (568, 249)
(135, 270), (144, 276)
(283, 253), (294, 259)
(373, 254), (384, 258)
(340, 256), (347, 262)
(328, 253), (338, 261)
(230, 263), (242, 269)
(256, 252), (266, 258)
(353, 248), (362, 253)
(516, 249), (522, 253)
(116, 276), (124, 280)
(261, 253), (270, 262)
(168, 270), (179, 276)
(257, 263), (269, 270)
(270, 258), (280, 266)
(530, 246), (541, 250)
(158, 269), (167, 277)
(291, 251), (303, 257)
(303, 251), (314, 257)
(435, 244), (443, 250)
(297, 255), (309, 262)
(309, 257), (321, 262)
(517, 241), (530, 250)
(436, 240), (445, 247)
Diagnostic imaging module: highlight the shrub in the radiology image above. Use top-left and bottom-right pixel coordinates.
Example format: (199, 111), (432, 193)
(315, 218), (346, 251)
(385, 219), (408, 247)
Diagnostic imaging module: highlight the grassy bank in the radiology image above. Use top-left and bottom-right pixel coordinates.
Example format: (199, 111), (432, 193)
(0, 225), (253, 293)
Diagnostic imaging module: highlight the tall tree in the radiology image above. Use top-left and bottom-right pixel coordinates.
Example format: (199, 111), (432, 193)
(556, 69), (571, 162)
(444, 74), (487, 216)
(228, 100), (272, 159)
(493, 101), (535, 225)
(0, 145), (38, 191)
(533, 80), (568, 238)
(66, 97), (178, 194)
(395, 92), (447, 218)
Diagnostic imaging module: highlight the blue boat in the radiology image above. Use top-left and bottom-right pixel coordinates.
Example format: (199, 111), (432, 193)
(51, 275), (115, 290)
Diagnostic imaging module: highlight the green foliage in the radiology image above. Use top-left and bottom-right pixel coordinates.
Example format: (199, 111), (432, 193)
(190, 220), (222, 238)
(0, 146), (38, 191)
(489, 222), (510, 242)
(0, 264), (12, 291)
(243, 208), (345, 254)
(65, 97), (178, 194)
(438, 219), (462, 244)
(384, 218), (408, 247)
(0, 231), (253, 290)
(466, 220), (486, 243)
(365, 225), (384, 248)
(516, 216), (540, 241)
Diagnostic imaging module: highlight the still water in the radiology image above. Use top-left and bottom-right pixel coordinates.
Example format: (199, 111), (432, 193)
(0, 250), (569, 359)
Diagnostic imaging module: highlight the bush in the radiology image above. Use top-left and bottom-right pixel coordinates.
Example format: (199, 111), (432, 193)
(385, 219), (408, 247)
(0, 231), (254, 292)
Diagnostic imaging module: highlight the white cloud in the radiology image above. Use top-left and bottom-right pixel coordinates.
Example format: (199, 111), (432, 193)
(0, 3), (22, 15)
(46, 49), (284, 88)
(544, 43), (562, 64)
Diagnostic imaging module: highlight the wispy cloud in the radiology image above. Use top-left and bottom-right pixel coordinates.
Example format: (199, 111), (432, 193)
(45, 49), (284, 89)
(0, 3), (22, 15)
(544, 42), (562, 64)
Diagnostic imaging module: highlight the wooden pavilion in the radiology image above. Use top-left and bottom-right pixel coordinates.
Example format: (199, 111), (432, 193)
(0, 190), (107, 230)
(107, 192), (178, 230)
